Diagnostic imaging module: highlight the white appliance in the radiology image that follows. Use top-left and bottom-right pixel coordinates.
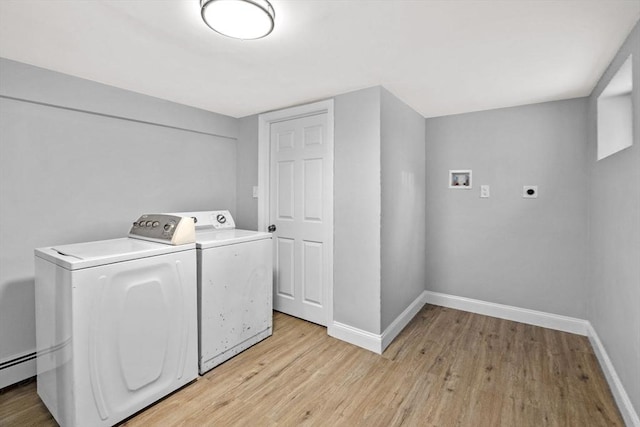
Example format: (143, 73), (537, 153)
(34, 214), (198, 427)
(171, 210), (273, 375)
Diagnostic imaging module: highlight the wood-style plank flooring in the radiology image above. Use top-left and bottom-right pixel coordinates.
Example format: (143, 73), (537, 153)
(0, 305), (623, 426)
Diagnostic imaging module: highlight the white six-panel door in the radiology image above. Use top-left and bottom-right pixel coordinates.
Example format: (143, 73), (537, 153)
(269, 113), (330, 326)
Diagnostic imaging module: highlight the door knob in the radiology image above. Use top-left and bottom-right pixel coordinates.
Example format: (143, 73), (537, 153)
(268, 224), (276, 232)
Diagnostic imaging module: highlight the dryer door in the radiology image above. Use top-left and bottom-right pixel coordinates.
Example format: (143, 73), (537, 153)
(71, 250), (197, 426)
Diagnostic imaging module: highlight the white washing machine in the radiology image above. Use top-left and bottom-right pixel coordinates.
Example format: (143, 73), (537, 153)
(171, 210), (273, 375)
(34, 214), (198, 427)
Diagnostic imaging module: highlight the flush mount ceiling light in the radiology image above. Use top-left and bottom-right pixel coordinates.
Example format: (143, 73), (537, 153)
(200, 0), (275, 40)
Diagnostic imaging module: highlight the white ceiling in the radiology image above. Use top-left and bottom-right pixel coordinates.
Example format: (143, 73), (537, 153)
(1, 0), (639, 119)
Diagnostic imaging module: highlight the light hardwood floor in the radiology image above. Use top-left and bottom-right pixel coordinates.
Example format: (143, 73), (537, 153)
(0, 305), (623, 426)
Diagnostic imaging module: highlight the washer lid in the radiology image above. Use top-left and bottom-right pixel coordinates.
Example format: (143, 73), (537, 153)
(35, 238), (195, 270)
(195, 229), (271, 249)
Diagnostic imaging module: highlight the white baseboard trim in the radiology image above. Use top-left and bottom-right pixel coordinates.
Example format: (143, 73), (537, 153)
(381, 291), (427, 352)
(587, 324), (640, 427)
(423, 290), (589, 336)
(328, 321), (382, 354)
(328, 291), (428, 355)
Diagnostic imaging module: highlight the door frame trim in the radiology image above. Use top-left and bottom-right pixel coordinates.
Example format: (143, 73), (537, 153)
(258, 99), (334, 327)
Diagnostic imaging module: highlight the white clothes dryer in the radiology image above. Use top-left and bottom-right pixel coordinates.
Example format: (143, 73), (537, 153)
(34, 214), (198, 427)
(171, 211), (272, 375)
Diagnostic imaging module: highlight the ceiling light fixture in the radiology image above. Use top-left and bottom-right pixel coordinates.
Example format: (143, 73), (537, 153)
(200, 0), (275, 40)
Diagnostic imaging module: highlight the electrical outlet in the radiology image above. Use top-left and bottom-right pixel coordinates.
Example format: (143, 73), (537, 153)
(523, 185), (538, 198)
(480, 185), (490, 198)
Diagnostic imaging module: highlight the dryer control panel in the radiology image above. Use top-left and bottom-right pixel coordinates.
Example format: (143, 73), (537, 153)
(168, 210), (236, 231)
(129, 214), (195, 245)
(208, 210), (236, 230)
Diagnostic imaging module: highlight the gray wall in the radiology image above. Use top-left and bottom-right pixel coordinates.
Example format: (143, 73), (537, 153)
(380, 88), (426, 331)
(235, 115), (259, 230)
(587, 21), (640, 415)
(236, 87), (426, 336)
(235, 88), (387, 335)
(425, 98), (589, 319)
(333, 87), (382, 333)
(0, 58), (238, 387)
(233, 89), (386, 335)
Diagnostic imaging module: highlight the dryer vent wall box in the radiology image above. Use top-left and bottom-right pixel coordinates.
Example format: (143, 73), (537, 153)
(169, 210), (273, 375)
(34, 215), (198, 427)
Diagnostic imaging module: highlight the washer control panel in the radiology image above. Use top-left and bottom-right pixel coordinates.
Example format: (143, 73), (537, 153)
(129, 214), (195, 245)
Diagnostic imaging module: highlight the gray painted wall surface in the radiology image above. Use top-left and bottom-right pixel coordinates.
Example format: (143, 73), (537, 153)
(333, 87), (382, 333)
(0, 58), (238, 139)
(235, 115), (259, 230)
(425, 98), (589, 319)
(0, 58), (238, 387)
(234, 87), (426, 336)
(587, 21), (640, 415)
(380, 88), (426, 331)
